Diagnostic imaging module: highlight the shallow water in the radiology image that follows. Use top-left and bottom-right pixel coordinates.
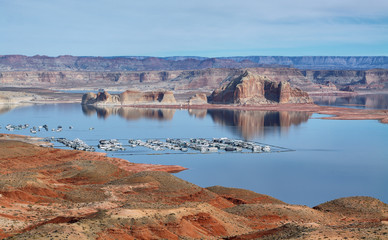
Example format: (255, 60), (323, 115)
(0, 103), (387, 207)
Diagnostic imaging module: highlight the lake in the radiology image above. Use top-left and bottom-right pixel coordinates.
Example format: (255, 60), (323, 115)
(313, 93), (388, 109)
(0, 101), (387, 207)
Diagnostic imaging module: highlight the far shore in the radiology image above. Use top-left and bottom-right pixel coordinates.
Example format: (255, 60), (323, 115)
(1, 87), (388, 124)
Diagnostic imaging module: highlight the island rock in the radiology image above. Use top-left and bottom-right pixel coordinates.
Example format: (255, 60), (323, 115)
(209, 71), (313, 104)
(82, 90), (176, 105)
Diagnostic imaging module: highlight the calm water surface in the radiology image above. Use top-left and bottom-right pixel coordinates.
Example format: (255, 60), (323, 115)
(313, 93), (388, 109)
(0, 102), (387, 207)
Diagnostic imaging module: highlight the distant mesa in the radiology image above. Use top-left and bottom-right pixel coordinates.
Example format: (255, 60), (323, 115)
(209, 71), (313, 104)
(81, 90), (176, 105)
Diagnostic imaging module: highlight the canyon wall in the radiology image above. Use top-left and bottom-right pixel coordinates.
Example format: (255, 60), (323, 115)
(1, 68), (387, 91)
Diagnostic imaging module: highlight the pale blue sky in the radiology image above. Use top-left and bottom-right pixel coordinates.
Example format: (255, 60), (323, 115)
(1, 0), (388, 57)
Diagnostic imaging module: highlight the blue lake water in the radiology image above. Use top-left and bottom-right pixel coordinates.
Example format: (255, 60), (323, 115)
(0, 103), (387, 207)
(313, 93), (388, 109)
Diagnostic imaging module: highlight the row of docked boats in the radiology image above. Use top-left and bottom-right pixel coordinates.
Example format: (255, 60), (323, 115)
(43, 137), (272, 153)
(55, 138), (95, 152)
(128, 137), (271, 153)
(98, 139), (125, 151)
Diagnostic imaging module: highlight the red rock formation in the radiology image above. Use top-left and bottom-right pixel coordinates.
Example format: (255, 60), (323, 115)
(82, 90), (176, 105)
(119, 90), (176, 104)
(209, 71), (313, 104)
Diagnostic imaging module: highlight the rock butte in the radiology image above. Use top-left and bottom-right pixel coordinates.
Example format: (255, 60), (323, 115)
(209, 71), (313, 104)
(0, 135), (386, 239)
(82, 90), (176, 105)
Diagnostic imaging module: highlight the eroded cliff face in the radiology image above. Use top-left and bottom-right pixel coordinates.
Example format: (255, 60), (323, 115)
(82, 90), (176, 105)
(120, 90), (176, 104)
(209, 71), (313, 104)
(1, 68), (387, 92)
(302, 69), (388, 88)
(365, 69), (388, 88)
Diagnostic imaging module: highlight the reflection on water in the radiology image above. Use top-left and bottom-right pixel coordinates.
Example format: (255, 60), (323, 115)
(82, 105), (176, 121)
(83, 105), (311, 139)
(207, 109), (312, 140)
(188, 109), (207, 119)
(0, 105), (19, 115)
(313, 93), (388, 109)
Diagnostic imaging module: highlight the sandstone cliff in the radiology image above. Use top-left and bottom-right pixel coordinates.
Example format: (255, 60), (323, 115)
(1, 68), (387, 92)
(209, 71), (313, 104)
(82, 90), (176, 105)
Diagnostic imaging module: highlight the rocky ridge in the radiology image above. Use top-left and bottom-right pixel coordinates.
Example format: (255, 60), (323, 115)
(1, 55), (388, 71)
(1, 68), (387, 92)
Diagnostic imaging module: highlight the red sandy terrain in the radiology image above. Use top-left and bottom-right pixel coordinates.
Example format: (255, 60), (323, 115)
(0, 134), (387, 239)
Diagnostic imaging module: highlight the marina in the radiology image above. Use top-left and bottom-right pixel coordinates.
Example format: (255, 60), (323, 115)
(0, 104), (387, 206)
(129, 137), (276, 153)
(44, 136), (290, 155)
(1, 121), (290, 155)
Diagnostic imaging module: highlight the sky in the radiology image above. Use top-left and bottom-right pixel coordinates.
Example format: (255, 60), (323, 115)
(1, 0), (388, 57)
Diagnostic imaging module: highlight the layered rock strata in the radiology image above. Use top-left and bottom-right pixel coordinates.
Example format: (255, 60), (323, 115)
(82, 90), (176, 105)
(1, 68), (387, 91)
(209, 71), (313, 104)
(1, 55), (388, 71)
